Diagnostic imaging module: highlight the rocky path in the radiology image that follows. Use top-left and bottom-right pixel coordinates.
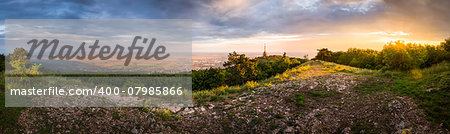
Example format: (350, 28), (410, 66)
(18, 62), (448, 133)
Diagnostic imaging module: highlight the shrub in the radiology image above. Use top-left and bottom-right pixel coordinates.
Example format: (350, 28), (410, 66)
(242, 81), (259, 91)
(154, 108), (173, 121)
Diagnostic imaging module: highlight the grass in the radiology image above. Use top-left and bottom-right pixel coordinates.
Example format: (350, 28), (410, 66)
(274, 112), (285, 119)
(321, 60), (449, 128)
(354, 77), (392, 94)
(291, 93), (305, 107)
(351, 122), (376, 134)
(192, 60), (449, 129)
(311, 91), (325, 97)
(320, 60), (377, 75)
(310, 90), (339, 97)
(249, 117), (264, 127)
(112, 111), (120, 120)
(355, 61), (450, 128)
(0, 92), (25, 133)
(154, 108), (175, 121)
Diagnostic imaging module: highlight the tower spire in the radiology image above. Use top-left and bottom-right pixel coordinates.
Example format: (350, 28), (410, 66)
(263, 43), (268, 57)
(264, 44), (266, 52)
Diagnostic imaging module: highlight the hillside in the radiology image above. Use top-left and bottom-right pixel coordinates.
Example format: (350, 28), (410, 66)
(10, 61), (448, 133)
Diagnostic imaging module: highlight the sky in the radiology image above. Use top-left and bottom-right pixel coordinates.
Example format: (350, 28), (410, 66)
(1, 0), (449, 55)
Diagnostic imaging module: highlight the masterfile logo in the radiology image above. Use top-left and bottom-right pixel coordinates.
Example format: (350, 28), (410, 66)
(5, 19), (191, 74)
(4, 19), (193, 107)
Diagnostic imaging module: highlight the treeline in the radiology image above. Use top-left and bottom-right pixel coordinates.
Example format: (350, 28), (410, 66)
(193, 52), (307, 91)
(314, 38), (450, 71)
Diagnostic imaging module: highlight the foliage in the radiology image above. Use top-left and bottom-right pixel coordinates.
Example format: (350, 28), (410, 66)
(154, 108), (174, 121)
(273, 64), (311, 81)
(314, 48), (333, 61)
(7, 48), (41, 75)
(223, 52), (259, 85)
(193, 51), (306, 91)
(192, 61), (312, 102)
(0, 92), (25, 133)
(315, 38), (450, 71)
(0, 48), (43, 133)
(192, 68), (226, 90)
(242, 81), (259, 91)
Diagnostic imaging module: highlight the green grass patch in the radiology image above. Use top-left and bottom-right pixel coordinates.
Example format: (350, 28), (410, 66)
(249, 117), (264, 127)
(0, 92), (25, 133)
(311, 91), (325, 97)
(154, 108), (174, 121)
(358, 62), (450, 128)
(354, 77), (392, 94)
(112, 111), (120, 120)
(387, 70), (449, 128)
(291, 93), (305, 107)
(351, 122), (376, 134)
(315, 113), (323, 118)
(274, 112), (285, 119)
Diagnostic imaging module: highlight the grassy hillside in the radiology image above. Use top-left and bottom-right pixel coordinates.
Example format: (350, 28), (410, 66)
(353, 61), (450, 128)
(194, 60), (449, 129)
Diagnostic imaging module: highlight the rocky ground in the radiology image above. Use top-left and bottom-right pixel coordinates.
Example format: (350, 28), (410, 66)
(17, 62), (448, 133)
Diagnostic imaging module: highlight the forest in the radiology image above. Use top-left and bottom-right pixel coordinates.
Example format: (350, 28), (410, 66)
(314, 38), (450, 71)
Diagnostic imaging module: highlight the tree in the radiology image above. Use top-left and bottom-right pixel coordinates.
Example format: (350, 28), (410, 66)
(315, 48), (333, 61)
(223, 51), (258, 85)
(0, 54), (5, 71)
(303, 54), (309, 60)
(8, 48), (41, 75)
(441, 37), (450, 60)
(192, 68), (226, 90)
(380, 41), (414, 71)
(442, 37), (450, 52)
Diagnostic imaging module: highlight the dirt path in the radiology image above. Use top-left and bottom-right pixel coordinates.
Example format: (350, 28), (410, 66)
(17, 62), (448, 133)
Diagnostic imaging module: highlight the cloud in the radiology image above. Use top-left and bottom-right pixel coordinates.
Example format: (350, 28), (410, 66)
(0, 0), (449, 53)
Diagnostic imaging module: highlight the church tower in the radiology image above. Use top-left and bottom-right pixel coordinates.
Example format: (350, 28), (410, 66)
(263, 43), (268, 57)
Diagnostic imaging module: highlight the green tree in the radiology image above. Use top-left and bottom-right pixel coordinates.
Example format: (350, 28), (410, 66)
(192, 68), (226, 90)
(223, 51), (258, 85)
(8, 48), (41, 75)
(442, 37), (450, 52)
(315, 48), (333, 61)
(380, 41), (413, 71)
(441, 37), (450, 60)
(0, 54), (5, 71)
